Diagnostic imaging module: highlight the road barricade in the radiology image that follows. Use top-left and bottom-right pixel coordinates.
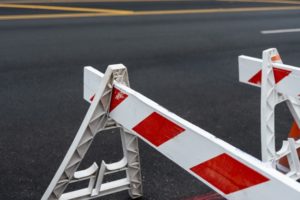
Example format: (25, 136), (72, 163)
(42, 48), (300, 200)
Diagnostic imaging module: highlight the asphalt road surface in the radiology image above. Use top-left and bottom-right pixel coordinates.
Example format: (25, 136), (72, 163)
(0, 0), (300, 199)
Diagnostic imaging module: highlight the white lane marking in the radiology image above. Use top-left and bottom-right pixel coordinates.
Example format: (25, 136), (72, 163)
(261, 28), (300, 34)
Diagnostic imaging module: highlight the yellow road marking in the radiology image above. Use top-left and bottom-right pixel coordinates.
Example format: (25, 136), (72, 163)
(0, 5), (300, 21)
(218, 0), (300, 5)
(0, 3), (133, 14)
(135, 6), (300, 15)
(3, 0), (300, 3)
(0, 13), (118, 20)
(0, 0), (210, 3)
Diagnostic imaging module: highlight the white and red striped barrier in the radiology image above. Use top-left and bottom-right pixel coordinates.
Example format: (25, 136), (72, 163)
(43, 52), (300, 200)
(82, 65), (300, 200)
(239, 48), (300, 165)
(239, 52), (300, 98)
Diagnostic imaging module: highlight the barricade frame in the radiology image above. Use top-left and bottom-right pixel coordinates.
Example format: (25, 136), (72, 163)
(43, 49), (300, 200)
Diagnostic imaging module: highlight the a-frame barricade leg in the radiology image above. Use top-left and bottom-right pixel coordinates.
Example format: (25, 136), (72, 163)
(239, 48), (300, 179)
(120, 128), (143, 198)
(260, 48), (282, 162)
(42, 65), (142, 200)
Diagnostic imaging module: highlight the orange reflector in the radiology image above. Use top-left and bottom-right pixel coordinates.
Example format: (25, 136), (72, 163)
(279, 121), (300, 168)
(271, 54), (281, 62)
(288, 121), (300, 139)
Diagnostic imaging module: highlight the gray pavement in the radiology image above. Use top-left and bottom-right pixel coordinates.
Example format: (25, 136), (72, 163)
(0, 1), (300, 199)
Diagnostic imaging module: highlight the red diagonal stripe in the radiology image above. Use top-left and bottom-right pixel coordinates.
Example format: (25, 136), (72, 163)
(273, 67), (291, 84)
(109, 87), (128, 112)
(248, 68), (291, 85)
(132, 112), (185, 146)
(248, 70), (262, 85)
(190, 153), (269, 195)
